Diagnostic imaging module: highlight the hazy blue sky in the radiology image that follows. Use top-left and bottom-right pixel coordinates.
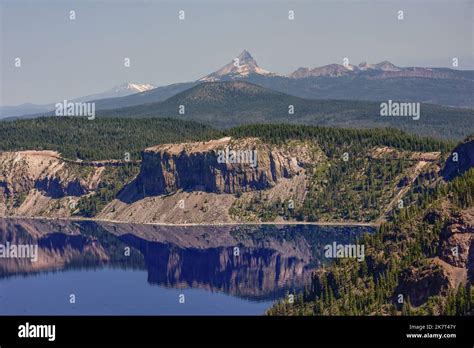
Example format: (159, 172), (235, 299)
(1, 0), (473, 105)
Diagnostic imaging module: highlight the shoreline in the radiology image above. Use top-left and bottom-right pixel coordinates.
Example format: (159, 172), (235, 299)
(0, 215), (379, 228)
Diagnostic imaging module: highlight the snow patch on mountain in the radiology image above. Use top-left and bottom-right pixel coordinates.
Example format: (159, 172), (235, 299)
(0, 82), (156, 119)
(111, 83), (156, 94)
(199, 50), (276, 82)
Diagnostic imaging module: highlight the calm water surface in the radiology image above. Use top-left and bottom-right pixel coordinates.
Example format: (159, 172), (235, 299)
(0, 219), (374, 315)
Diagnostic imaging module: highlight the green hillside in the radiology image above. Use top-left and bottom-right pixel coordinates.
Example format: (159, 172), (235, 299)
(96, 81), (474, 141)
(267, 166), (474, 315)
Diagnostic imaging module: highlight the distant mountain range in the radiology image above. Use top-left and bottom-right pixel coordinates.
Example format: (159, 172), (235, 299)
(90, 50), (474, 112)
(202, 50), (472, 81)
(199, 50), (473, 107)
(0, 83), (156, 119)
(93, 50), (474, 110)
(2, 50), (473, 120)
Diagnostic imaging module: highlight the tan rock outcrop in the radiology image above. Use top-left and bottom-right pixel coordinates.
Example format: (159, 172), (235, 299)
(136, 137), (313, 195)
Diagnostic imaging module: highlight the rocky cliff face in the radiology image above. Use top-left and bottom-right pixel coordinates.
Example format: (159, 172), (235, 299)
(0, 151), (95, 197)
(98, 137), (317, 224)
(442, 137), (474, 180)
(395, 206), (474, 307)
(438, 208), (474, 283)
(395, 262), (452, 307)
(0, 151), (104, 216)
(136, 137), (312, 195)
(0, 138), (319, 223)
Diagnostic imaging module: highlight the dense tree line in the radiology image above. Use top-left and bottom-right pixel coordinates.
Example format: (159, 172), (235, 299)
(0, 117), (221, 161)
(228, 124), (454, 154)
(0, 118), (454, 162)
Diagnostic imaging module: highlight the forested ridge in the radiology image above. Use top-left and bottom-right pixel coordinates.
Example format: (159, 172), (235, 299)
(228, 124), (454, 222)
(95, 81), (474, 140)
(0, 117), (453, 160)
(0, 117), (221, 161)
(0, 118), (457, 222)
(267, 167), (474, 315)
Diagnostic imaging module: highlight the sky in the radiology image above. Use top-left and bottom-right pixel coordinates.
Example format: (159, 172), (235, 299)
(1, 0), (473, 106)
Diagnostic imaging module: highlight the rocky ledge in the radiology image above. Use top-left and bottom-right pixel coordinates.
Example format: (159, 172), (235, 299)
(136, 137), (313, 195)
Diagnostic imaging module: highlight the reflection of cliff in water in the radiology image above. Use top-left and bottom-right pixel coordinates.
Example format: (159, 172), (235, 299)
(0, 219), (373, 301)
(0, 219), (144, 277)
(120, 234), (310, 300)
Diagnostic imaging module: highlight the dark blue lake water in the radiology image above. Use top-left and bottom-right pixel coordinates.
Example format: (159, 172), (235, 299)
(0, 219), (374, 315)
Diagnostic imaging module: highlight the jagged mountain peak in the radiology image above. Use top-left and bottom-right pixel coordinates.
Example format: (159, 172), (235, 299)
(199, 50), (275, 82)
(237, 49), (254, 61)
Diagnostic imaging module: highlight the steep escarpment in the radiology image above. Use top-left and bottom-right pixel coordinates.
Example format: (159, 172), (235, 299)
(0, 137), (320, 223)
(1, 130), (449, 225)
(438, 209), (474, 268)
(1, 124), (461, 225)
(136, 137), (311, 195)
(0, 151), (92, 196)
(442, 136), (474, 180)
(392, 205), (473, 308)
(98, 137), (319, 224)
(0, 151), (95, 216)
(0, 150), (136, 218)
